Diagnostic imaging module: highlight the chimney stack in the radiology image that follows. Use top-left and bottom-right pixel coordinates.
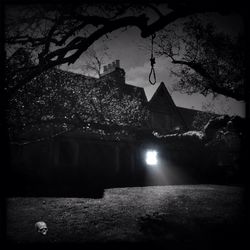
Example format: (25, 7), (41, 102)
(101, 60), (125, 85)
(115, 60), (120, 68)
(102, 60), (121, 76)
(101, 60), (124, 84)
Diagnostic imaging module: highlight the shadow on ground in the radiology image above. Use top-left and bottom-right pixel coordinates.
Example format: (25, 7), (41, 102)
(138, 213), (246, 249)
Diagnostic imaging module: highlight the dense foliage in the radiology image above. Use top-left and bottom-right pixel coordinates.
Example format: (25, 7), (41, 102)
(155, 16), (245, 101)
(7, 51), (149, 143)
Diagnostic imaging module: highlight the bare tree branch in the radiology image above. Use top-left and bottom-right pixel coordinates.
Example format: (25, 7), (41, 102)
(5, 1), (241, 100)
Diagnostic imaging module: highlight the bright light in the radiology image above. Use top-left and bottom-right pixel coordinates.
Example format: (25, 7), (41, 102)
(145, 150), (158, 166)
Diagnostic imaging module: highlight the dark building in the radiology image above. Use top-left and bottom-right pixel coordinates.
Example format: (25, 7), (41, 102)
(99, 60), (205, 133)
(9, 60), (227, 195)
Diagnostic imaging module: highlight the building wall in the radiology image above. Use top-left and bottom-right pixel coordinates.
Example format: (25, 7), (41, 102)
(9, 130), (242, 196)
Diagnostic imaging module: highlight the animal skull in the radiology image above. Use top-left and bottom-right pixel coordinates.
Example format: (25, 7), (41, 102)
(35, 221), (48, 235)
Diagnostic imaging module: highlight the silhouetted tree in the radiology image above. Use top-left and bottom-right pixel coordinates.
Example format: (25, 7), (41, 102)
(4, 1), (243, 100)
(155, 16), (245, 101)
(192, 111), (216, 131)
(7, 51), (149, 143)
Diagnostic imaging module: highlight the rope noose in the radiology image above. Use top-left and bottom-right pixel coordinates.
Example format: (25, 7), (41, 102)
(149, 33), (156, 85)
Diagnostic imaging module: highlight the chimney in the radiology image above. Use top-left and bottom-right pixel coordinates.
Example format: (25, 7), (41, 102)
(101, 60), (125, 84)
(115, 60), (120, 68)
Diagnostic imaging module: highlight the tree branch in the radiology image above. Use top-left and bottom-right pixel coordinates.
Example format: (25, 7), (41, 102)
(171, 59), (244, 100)
(5, 2), (239, 100)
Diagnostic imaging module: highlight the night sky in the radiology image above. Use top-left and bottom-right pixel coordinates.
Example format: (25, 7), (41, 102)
(6, 4), (245, 117)
(62, 12), (245, 117)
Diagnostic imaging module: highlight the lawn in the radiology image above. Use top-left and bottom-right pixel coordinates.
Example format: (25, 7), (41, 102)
(5, 185), (246, 248)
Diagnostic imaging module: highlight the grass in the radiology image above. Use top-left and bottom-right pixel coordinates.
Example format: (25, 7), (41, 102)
(5, 185), (246, 248)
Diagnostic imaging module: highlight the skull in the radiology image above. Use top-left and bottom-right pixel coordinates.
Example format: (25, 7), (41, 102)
(35, 221), (48, 235)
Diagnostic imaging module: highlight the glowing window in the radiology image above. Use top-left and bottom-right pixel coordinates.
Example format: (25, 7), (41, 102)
(145, 150), (158, 166)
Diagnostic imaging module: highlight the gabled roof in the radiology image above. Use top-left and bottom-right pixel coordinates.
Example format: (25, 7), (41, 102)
(149, 82), (176, 110)
(148, 82), (188, 129)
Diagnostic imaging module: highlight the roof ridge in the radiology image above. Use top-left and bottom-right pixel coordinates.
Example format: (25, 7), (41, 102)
(55, 68), (97, 79)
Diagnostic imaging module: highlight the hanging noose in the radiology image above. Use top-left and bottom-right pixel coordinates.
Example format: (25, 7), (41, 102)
(149, 33), (156, 85)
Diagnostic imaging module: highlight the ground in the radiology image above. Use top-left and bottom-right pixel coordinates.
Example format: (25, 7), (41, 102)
(5, 185), (247, 249)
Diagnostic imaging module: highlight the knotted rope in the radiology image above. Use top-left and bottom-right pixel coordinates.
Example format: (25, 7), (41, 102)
(149, 33), (156, 85)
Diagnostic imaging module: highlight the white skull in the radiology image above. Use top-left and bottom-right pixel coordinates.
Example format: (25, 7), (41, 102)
(35, 221), (48, 235)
